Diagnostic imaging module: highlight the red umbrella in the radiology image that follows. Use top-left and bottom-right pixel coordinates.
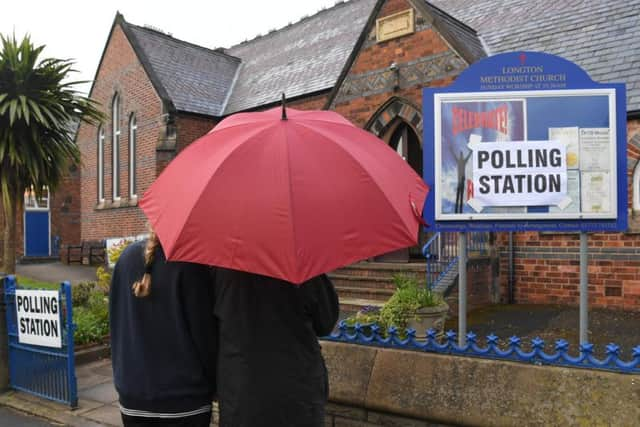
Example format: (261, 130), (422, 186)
(140, 104), (429, 284)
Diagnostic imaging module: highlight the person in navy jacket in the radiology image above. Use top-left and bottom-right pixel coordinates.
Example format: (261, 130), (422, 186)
(110, 231), (217, 426)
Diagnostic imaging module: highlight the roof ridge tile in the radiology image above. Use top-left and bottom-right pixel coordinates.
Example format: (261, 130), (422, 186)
(128, 22), (240, 62)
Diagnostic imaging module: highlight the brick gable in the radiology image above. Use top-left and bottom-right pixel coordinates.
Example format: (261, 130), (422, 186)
(330, 0), (467, 127)
(77, 22), (164, 242)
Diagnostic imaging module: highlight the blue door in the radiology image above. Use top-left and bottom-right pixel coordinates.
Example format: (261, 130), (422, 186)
(25, 211), (50, 256)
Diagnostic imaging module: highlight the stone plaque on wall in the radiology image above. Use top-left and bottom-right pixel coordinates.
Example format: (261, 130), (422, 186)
(376, 9), (414, 43)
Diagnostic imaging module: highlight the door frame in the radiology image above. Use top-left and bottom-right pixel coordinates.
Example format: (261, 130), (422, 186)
(366, 98), (427, 262)
(23, 188), (51, 257)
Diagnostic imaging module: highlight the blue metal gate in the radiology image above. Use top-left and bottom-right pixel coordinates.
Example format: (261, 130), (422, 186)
(3, 276), (78, 407)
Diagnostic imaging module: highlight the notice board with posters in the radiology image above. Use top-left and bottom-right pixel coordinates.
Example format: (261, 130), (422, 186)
(423, 52), (627, 232)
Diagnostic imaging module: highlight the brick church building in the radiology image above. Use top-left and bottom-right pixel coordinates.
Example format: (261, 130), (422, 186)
(71, 0), (640, 310)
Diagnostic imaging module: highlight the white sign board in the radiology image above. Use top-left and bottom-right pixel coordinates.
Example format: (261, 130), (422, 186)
(16, 290), (62, 348)
(467, 139), (568, 211)
(106, 234), (148, 267)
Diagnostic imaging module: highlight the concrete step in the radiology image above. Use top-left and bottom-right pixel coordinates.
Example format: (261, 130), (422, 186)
(335, 285), (394, 302)
(328, 274), (397, 290)
(331, 261), (434, 313)
(332, 261), (427, 281)
(433, 266), (459, 295)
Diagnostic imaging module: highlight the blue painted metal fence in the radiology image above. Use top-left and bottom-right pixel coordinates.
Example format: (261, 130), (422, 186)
(325, 323), (640, 374)
(4, 276), (78, 407)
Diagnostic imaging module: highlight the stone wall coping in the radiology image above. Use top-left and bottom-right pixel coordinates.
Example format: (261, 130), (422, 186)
(322, 340), (640, 426)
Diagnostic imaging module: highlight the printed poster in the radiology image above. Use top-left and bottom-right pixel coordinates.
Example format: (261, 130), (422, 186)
(440, 99), (525, 215)
(580, 128), (610, 171)
(549, 127), (579, 169)
(550, 170), (580, 213)
(581, 171), (610, 213)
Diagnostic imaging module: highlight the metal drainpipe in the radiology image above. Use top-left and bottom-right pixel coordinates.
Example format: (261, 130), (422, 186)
(508, 232), (514, 304)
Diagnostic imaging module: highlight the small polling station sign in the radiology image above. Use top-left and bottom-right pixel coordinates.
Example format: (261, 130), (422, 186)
(15, 289), (62, 348)
(423, 51), (627, 232)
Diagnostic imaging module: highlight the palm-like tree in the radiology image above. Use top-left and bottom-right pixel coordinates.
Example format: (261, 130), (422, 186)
(0, 34), (103, 273)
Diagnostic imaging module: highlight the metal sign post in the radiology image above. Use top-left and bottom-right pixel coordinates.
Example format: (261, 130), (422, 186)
(458, 232), (467, 346)
(580, 232), (588, 344)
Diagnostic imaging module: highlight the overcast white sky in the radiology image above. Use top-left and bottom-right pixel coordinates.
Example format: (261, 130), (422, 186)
(1, 0), (339, 94)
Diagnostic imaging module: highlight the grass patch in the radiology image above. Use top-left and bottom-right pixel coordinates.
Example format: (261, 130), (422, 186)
(15, 275), (60, 290)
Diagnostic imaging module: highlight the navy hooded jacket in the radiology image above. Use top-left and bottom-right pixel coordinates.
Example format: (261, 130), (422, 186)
(109, 240), (216, 413)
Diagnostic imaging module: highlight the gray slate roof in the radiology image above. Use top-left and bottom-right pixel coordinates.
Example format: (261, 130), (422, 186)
(430, 0), (640, 112)
(125, 24), (240, 116)
(223, 0), (377, 114)
(421, 2), (485, 64)
(119, 0), (640, 116)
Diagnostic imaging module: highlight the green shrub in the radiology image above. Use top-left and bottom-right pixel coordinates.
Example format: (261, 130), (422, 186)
(342, 306), (380, 337)
(107, 239), (131, 264)
(343, 307), (380, 327)
(342, 275), (445, 336)
(378, 274), (444, 332)
(74, 291), (109, 345)
(73, 239), (138, 345)
(95, 266), (111, 293)
(74, 239), (134, 345)
(72, 281), (97, 306)
(96, 239), (133, 292)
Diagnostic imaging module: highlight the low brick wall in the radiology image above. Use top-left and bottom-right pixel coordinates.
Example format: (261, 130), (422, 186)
(446, 257), (498, 317)
(322, 341), (640, 426)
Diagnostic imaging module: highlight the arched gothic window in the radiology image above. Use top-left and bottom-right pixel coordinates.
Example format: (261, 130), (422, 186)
(97, 126), (105, 202)
(129, 113), (137, 198)
(112, 94), (120, 200)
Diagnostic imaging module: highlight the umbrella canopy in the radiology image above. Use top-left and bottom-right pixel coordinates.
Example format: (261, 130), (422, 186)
(140, 106), (429, 284)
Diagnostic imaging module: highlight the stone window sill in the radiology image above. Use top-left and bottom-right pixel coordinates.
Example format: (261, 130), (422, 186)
(95, 197), (138, 210)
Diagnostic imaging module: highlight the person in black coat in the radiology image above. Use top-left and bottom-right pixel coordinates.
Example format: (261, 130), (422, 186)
(110, 232), (217, 426)
(213, 267), (339, 427)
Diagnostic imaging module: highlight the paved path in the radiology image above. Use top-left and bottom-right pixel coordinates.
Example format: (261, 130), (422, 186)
(0, 358), (219, 426)
(0, 407), (59, 426)
(0, 359), (124, 426)
(16, 262), (99, 285)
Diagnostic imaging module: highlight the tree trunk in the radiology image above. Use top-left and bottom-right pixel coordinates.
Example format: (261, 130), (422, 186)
(2, 192), (17, 274)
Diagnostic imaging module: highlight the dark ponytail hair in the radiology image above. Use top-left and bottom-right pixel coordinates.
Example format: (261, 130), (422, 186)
(132, 231), (159, 298)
